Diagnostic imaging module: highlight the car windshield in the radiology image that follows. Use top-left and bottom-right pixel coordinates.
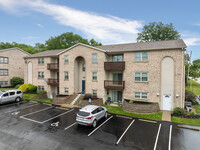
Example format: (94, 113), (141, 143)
(0, 91), (3, 96)
(78, 111), (90, 116)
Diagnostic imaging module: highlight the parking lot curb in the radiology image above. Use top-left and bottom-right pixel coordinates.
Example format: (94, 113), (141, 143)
(116, 115), (132, 120)
(139, 119), (157, 124)
(177, 125), (200, 131)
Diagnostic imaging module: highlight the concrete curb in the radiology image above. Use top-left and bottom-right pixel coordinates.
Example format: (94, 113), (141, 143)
(177, 125), (200, 131)
(139, 119), (157, 124)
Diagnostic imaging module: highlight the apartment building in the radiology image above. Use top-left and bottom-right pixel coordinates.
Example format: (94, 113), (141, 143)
(0, 48), (30, 86)
(24, 39), (186, 111)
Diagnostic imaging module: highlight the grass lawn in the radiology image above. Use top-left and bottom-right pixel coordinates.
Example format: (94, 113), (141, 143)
(186, 79), (200, 95)
(192, 105), (200, 115)
(171, 117), (200, 127)
(104, 105), (162, 121)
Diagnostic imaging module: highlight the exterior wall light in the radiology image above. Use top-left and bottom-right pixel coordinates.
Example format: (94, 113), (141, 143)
(156, 93), (159, 96)
(176, 94), (179, 98)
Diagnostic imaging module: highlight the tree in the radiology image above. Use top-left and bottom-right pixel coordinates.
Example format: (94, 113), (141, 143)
(193, 59), (200, 68)
(45, 32), (102, 50)
(137, 22), (180, 42)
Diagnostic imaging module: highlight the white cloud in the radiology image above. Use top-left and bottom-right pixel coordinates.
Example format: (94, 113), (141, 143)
(36, 23), (43, 28)
(181, 31), (200, 46)
(0, 0), (143, 44)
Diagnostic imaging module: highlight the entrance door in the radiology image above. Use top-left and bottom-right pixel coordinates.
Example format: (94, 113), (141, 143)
(82, 80), (85, 93)
(112, 90), (122, 103)
(162, 94), (172, 111)
(113, 73), (122, 85)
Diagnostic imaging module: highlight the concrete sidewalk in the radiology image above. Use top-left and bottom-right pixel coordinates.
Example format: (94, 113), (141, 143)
(162, 111), (172, 122)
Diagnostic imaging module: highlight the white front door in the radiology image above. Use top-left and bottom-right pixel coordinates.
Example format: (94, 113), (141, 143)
(162, 94), (172, 111)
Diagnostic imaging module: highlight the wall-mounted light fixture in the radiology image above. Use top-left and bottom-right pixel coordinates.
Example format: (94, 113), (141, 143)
(176, 94), (179, 98)
(156, 93), (159, 96)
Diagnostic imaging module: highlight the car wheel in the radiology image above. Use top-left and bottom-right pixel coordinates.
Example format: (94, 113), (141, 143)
(15, 97), (21, 102)
(104, 112), (108, 118)
(92, 120), (97, 128)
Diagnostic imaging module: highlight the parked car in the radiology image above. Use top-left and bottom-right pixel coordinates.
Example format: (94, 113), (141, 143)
(0, 89), (23, 104)
(76, 105), (108, 128)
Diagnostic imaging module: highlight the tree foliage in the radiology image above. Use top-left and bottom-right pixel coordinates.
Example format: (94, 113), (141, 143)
(137, 22), (181, 42)
(0, 32), (102, 54)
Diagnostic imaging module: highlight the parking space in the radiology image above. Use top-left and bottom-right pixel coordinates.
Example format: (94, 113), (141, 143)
(0, 101), (200, 150)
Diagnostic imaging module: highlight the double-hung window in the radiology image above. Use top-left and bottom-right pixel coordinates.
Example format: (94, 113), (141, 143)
(135, 52), (148, 61)
(0, 57), (8, 63)
(135, 92), (148, 99)
(65, 72), (69, 80)
(92, 72), (97, 81)
(65, 88), (69, 93)
(135, 72), (148, 81)
(92, 54), (97, 63)
(38, 58), (44, 64)
(0, 69), (8, 76)
(38, 72), (44, 78)
(0, 81), (8, 85)
(65, 56), (69, 64)
(38, 86), (44, 91)
(92, 90), (97, 97)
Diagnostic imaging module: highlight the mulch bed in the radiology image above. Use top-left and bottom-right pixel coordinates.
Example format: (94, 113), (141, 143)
(171, 114), (200, 119)
(34, 93), (48, 99)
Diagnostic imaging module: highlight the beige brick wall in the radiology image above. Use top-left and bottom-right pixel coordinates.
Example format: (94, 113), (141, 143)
(59, 45), (106, 99)
(24, 57), (52, 93)
(123, 49), (185, 109)
(0, 48), (29, 86)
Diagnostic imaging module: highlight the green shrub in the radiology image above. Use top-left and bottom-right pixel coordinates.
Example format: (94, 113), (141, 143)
(189, 112), (195, 117)
(84, 93), (92, 99)
(15, 84), (22, 89)
(173, 107), (185, 116)
(37, 90), (47, 94)
(129, 100), (133, 103)
(185, 90), (197, 105)
(10, 77), (24, 86)
(18, 83), (32, 93)
(28, 85), (37, 92)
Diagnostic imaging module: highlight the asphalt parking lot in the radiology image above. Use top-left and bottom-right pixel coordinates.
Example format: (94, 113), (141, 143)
(0, 101), (199, 150)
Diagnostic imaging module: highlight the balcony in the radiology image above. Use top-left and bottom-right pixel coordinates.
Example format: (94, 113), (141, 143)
(47, 63), (59, 71)
(104, 80), (125, 90)
(104, 61), (125, 71)
(47, 78), (59, 86)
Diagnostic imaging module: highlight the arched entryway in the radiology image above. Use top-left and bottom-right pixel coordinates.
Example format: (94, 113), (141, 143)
(74, 56), (85, 93)
(161, 57), (174, 111)
(28, 62), (32, 84)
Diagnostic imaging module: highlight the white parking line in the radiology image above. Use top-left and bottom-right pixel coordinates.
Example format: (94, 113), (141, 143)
(20, 108), (74, 124)
(20, 106), (53, 117)
(116, 119), (135, 145)
(41, 109), (74, 124)
(5, 103), (40, 113)
(168, 125), (172, 150)
(88, 116), (113, 137)
(64, 122), (77, 130)
(153, 124), (162, 150)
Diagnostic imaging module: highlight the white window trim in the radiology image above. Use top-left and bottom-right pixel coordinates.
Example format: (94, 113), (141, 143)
(135, 92), (148, 99)
(135, 72), (148, 82)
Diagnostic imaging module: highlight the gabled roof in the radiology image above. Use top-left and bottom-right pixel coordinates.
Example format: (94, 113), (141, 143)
(0, 47), (31, 55)
(24, 49), (65, 58)
(96, 39), (186, 52)
(57, 43), (107, 55)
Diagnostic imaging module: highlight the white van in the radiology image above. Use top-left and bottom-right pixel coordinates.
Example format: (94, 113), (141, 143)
(0, 89), (23, 104)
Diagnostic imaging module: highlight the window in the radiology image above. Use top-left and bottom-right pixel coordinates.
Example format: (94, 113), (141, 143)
(65, 88), (69, 93)
(0, 69), (8, 76)
(135, 52), (148, 61)
(38, 58), (44, 64)
(135, 72), (148, 81)
(92, 90), (97, 97)
(38, 86), (44, 91)
(0, 57), (8, 64)
(65, 72), (69, 80)
(65, 56), (69, 64)
(3, 93), (8, 97)
(92, 72), (97, 80)
(92, 54), (97, 63)
(0, 81), (8, 85)
(17, 91), (22, 94)
(82, 64), (85, 72)
(135, 92), (148, 99)
(112, 55), (123, 62)
(38, 72), (44, 78)
(10, 92), (15, 96)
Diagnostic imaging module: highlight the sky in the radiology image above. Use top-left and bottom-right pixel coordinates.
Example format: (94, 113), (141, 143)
(0, 0), (200, 60)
